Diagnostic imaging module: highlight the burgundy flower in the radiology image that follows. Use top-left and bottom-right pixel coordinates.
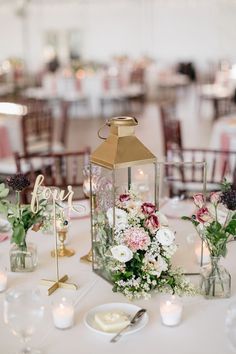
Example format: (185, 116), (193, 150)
(119, 194), (131, 202)
(196, 207), (211, 223)
(193, 193), (205, 208)
(141, 202), (156, 215)
(6, 174), (30, 192)
(145, 214), (160, 234)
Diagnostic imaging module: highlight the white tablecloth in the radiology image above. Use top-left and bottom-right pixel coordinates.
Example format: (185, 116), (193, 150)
(0, 202), (235, 354)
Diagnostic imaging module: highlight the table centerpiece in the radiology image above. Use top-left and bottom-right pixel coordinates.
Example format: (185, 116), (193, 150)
(94, 188), (195, 299)
(182, 179), (236, 298)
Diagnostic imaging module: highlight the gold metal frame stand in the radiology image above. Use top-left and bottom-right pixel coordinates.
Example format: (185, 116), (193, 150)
(40, 199), (78, 295)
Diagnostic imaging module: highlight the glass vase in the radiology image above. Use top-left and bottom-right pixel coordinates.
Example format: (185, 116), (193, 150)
(10, 242), (38, 272)
(200, 256), (231, 299)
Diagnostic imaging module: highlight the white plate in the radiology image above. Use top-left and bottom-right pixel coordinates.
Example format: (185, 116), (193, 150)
(84, 302), (148, 336)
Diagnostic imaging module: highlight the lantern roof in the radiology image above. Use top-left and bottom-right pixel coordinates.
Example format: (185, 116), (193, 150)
(90, 116), (156, 169)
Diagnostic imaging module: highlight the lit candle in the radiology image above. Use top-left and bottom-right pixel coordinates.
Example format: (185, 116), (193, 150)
(135, 169), (149, 198)
(135, 169), (148, 183)
(160, 295), (183, 326)
(0, 268), (7, 292)
(195, 243), (210, 265)
(52, 297), (75, 329)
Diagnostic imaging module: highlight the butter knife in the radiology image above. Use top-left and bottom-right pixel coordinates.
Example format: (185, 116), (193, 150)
(110, 308), (147, 343)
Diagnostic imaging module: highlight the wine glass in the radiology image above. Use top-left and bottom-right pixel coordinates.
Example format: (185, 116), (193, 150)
(3, 287), (45, 354)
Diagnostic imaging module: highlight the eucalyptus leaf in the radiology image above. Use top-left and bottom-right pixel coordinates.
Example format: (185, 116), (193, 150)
(0, 202), (8, 215)
(0, 183), (7, 191)
(0, 188), (9, 198)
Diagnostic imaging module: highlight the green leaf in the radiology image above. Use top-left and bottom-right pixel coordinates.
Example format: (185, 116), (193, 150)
(232, 213), (236, 220)
(0, 188), (9, 198)
(0, 183), (6, 191)
(0, 202), (8, 215)
(181, 216), (199, 227)
(11, 223), (26, 245)
(181, 216), (192, 221)
(206, 221), (221, 234)
(226, 220), (236, 236)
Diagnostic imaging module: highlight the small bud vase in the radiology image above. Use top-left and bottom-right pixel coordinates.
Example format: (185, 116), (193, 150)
(200, 256), (231, 299)
(10, 242), (38, 272)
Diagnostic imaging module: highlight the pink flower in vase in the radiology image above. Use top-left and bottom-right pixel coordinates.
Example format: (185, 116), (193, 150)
(124, 227), (150, 252)
(193, 193), (205, 208)
(196, 207), (212, 223)
(145, 214), (160, 234)
(210, 191), (221, 205)
(141, 202), (156, 215)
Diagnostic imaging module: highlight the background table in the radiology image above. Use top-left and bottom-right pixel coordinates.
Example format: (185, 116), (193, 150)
(0, 200), (235, 354)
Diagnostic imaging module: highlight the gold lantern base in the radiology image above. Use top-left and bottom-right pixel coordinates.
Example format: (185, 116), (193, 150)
(80, 249), (93, 263)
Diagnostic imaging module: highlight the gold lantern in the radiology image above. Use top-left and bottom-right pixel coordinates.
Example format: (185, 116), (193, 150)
(90, 116), (157, 283)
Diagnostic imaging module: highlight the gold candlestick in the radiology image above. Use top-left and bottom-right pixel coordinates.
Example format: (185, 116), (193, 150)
(51, 229), (75, 257)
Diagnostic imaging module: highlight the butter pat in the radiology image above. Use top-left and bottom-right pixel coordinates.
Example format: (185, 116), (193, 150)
(94, 311), (130, 332)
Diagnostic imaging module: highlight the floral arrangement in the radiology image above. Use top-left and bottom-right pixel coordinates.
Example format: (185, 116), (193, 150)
(182, 180), (236, 258)
(94, 189), (195, 299)
(0, 174), (46, 251)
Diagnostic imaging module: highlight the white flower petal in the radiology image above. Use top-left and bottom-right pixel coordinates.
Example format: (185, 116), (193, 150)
(156, 227), (175, 246)
(106, 207), (128, 230)
(111, 245), (133, 263)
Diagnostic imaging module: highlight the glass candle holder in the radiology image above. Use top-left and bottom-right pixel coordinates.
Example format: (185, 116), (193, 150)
(0, 266), (7, 292)
(52, 297), (75, 329)
(160, 295), (183, 326)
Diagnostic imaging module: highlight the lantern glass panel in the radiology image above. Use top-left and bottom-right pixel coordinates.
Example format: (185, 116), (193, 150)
(91, 161), (157, 283)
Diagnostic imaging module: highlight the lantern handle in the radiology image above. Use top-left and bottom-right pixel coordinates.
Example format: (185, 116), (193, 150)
(97, 120), (110, 140)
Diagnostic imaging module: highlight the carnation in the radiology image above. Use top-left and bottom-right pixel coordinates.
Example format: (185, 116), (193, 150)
(124, 227), (150, 252)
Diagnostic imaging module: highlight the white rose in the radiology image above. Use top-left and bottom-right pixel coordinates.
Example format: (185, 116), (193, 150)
(156, 227), (175, 246)
(111, 245), (133, 263)
(106, 207), (128, 230)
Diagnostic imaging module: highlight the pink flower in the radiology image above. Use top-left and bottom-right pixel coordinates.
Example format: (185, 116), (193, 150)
(145, 214), (160, 234)
(193, 193), (205, 208)
(210, 191), (221, 205)
(124, 227), (150, 252)
(196, 207), (211, 223)
(141, 202), (156, 215)
(119, 194), (131, 202)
